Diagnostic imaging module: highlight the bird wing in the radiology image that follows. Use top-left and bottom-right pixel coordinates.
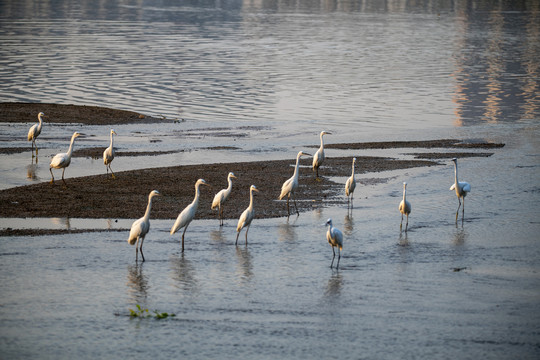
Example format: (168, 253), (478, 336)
(237, 209), (248, 232)
(449, 183), (456, 191)
(211, 189), (225, 209)
(170, 205), (191, 234)
(50, 153), (69, 168)
(345, 177), (355, 196)
(462, 182), (471, 192)
(103, 147), (113, 164)
(279, 177), (293, 200)
(313, 149), (322, 168)
(128, 218), (143, 245)
(334, 228), (344, 250)
(28, 124), (37, 140)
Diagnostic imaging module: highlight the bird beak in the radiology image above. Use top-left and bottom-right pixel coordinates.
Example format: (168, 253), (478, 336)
(254, 188), (260, 193)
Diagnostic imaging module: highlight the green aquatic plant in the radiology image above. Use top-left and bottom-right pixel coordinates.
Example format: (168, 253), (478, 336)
(128, 304), (175, 319)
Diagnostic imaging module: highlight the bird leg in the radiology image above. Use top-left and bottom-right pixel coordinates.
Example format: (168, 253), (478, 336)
(139, 236), (146, 262)
(400, 214), (404, 231)
(455, 198), (461, 223)
(235, 231), (241, 246)
(61, 168), (67, 187)
(220, 206), (224, 226)
(405, 215), (409, 232)
(109, 165), (116, 179)
(49, 168), (55, 184)
(336, 248), (341, 269)
(135, 237), (140, 262)
(330, 247), (335, 268)
(245, 225), (250, 245)
(181, 225), (188, 253)
(286, 196), (291, 217)
(293, 196), (299, 216)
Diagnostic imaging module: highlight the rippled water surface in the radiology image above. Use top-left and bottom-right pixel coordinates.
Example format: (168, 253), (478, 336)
(1, 0), (539, 359)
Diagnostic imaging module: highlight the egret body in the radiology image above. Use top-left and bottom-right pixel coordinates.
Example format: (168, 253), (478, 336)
(279, 151), (311, 217)
(399, 182), (412, 232)
(171, 179), (209, 252)
(103, 129), (117, 178)
(236, 185), (259, 245)
(325, 218), (343, 269)
(345, 157), (357, 209)
(450, 158), (471, 222)
(49, 132), (81, 186)
(28, 112), (45, 156)
(128, 190), (160, 262)
(211, 172), (237, 226)
(313, 131), (331, 179)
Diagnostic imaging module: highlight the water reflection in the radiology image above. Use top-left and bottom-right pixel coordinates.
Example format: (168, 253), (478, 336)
(452, 226), (468, 246)
(210, 229), (227, 244)
(126, 263), (148, 304)
(26, 160), (39, 181)
(277, 221), (297, 242)
(324, 272), (343, 300)
(51, 217), (70, 229)
(343, 213), (354, 237)
(398, 231), (409, 247)
(235, 246), (253, 284)
(169, 254), (198, 293)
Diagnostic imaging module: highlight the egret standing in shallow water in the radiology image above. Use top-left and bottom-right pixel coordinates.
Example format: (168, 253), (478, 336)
(236, 185), (259, 245)
(171, 179), (209, 252)
(279, 151), (311, 217)
(28, 112), (45, 156)
(313, 131), (331, 179)
(211, 172), (237, 226)
(128, 190), (160, 262)
(326, 218), (343, 269)
(49, 132), (81, 186)
(103, 129), (117, 178)
(345, 157), (357, 209)
(399, 182), (412, 232)
(450, 157), (471, 223)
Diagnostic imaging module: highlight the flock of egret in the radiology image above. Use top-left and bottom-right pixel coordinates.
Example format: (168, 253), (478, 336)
(27, 114), (471, 268)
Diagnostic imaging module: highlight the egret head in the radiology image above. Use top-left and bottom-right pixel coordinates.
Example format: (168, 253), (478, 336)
(38, 112), (46, 119)
(321, 131), (331, 136)
(353, 157), (357, 163)
(299, 151), (312, 157)
(250, 185), (259, 193)
(150, 190), (161, 197)
(73, 132), (81, 139)
(197, 179), (209, 187)
(111, 129), (117, 135)
(228, 172), (237, 179)
(403, 181), (407, 186)
(451, 157), (457, 163)
(325, 218), (333, 227)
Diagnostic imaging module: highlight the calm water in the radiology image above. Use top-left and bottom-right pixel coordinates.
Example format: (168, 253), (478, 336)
(1, 0), (539, 359)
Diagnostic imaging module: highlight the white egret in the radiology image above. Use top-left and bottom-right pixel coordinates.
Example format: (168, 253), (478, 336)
(236, 185), (259, 245)
(312, 131), (331, 179)
(103, 129), (117, 178)
(171, 179), (209, 252)
(28, 112), (45, 156)
(128, 190), (161, 262)
(345, 157), (357, 209)
(211, 172), (237, 226)
(325, 218), (343, 269)
(450, 157), (471, 222)
(49, 132), (81, 186)
(399, 182), (412, 232)
(279, 151), (311, 217)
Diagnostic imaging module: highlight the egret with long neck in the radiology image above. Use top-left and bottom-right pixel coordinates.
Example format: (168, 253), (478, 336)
(326, 218), (343, 269)
(103, 129), (117, 178)
(236, 185), (259, 245)
(399, 182), (412, 232)
(279, 151), (311, 217)
(211, 172), (237, 226)
(313, 131), (331, 179)
(345, 157), (357, 209)
(171, 179), (209, 252)
(450, 158), (471, 223)
(128, 190), (160, 262)
(28, 112), (45, 156)
(49, 132), (81, 186)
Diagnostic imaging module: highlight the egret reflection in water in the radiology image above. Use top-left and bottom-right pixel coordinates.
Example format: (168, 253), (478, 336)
(126, 263), (148, 304)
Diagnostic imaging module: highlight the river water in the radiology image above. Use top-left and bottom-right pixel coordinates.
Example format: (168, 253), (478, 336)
(0, 0), (539, 359)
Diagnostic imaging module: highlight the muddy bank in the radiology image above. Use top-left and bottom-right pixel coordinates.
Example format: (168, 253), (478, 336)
(0, 102), (166, 124)
(0, 156), (438, 221)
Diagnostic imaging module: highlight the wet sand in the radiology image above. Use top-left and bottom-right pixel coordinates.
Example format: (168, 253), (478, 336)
(0, 103), (503, 233)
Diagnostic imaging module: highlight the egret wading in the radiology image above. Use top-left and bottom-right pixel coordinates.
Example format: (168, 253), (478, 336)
(450, 158), (471, 223)
(325, 218), (343, 269)
(49, 132), (81, 186)
(279, 151), (311, 217)
(313, 131), (331, 179)
(211, 172), (237, 226)
(103, 129), (117, 178)
(171, 179), (209, 252)
(236, 185), (259, 245)
(399, 182), (412, 232)
(345, 157), (357, 209)
(28, 112), (45, 156)
(128, 190), (160, 262)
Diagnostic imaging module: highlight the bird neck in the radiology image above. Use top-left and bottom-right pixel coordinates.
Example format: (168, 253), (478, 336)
(67, 136), (77, 156)
(143, 194), (155, 220)
(192, 183), (202, 206)
(248, 189), (255, 209)
(351, 162), (355, 177)
(110, 132), (114, 148)
(38, 114), (43, 126)
(293, 154), (302, 179)
(454, 162), (459, 184)
(403, 187), (407, 202)
(319, 134), (325, 150)
(226, 177), (233, 191)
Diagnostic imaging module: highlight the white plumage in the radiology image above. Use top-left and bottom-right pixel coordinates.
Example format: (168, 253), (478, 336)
(128, 190), (160, 262)
(211, 172), (237, 226)
(312, 131), (331, 179)
(236, 185), (259, 245)
(399, 182), (412, 232)
(103, 129), (117, 178)
(279, 151), (311, 217)
(345, 157), (357, 209)
(171, 179), (209, 252)
(450, 158), (471, 222)
(28, 112), (45, 156)
(325, 218), (343, 269)
(49, 132), (81, 186)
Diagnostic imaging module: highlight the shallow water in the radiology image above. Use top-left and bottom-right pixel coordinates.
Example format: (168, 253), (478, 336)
(1, 0), (540, 359)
